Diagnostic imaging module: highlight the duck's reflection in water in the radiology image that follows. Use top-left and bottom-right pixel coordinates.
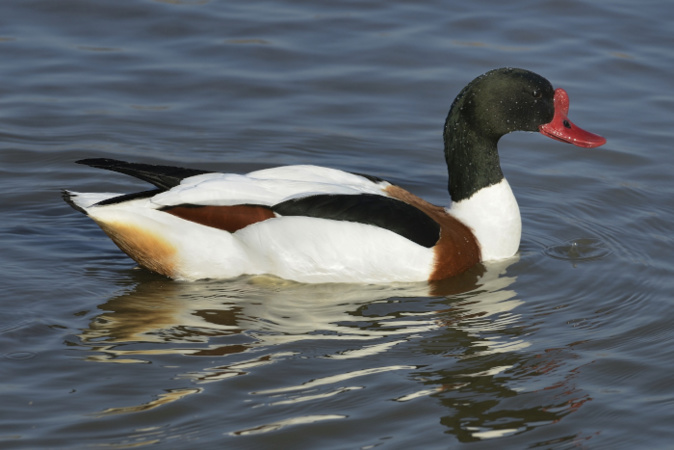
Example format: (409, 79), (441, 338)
(80, 259), (512, 365)
(77, 257), (590, 443)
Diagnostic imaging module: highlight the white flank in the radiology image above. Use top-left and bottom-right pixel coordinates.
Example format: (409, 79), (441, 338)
(448, 178), (521, 261)
(232, 217), (435, 284)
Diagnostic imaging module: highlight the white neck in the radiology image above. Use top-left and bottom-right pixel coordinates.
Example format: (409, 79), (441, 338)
(448, 178), (521, 261)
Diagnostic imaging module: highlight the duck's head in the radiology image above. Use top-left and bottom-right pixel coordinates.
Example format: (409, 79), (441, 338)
(447, 67), (605, 147)
(444, 68), (606, 201)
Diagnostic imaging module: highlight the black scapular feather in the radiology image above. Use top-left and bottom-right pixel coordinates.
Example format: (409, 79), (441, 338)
(273, 194), (440, 248)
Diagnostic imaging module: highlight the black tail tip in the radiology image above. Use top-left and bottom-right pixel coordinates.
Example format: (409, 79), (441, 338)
(62, 190), (88, 215)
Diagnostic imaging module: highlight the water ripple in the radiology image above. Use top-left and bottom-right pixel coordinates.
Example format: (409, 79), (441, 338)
(543, 238), (613, 262)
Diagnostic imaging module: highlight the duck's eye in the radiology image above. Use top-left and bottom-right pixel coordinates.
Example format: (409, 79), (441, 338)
(532, 89), (542, 98)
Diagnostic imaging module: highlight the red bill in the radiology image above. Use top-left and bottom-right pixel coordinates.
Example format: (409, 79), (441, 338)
(539, 88), (606, 148)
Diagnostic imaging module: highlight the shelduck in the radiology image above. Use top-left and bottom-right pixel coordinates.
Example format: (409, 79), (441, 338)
(63, 68), (606, 283)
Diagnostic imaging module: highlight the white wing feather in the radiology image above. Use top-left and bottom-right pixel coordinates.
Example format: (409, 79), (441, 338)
(150, 165), (390, 207)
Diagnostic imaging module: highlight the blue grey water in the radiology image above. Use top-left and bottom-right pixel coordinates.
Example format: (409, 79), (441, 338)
(1, 0), (673, 448)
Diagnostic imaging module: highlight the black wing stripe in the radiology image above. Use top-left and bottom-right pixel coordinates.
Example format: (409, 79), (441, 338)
(96, 189), (165, 206)
(272, 194), (440, 248)
(76, 158), (212, 190)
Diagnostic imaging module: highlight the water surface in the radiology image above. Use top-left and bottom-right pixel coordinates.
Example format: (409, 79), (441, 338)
(1, 0), (674, 448)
